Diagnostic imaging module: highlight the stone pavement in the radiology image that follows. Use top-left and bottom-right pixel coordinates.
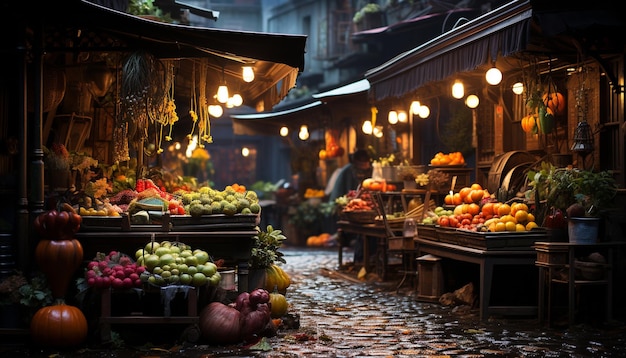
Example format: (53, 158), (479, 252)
(2, 246), (626, 357)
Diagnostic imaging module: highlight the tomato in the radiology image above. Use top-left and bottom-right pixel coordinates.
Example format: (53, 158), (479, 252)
(177, 206), (186, 215)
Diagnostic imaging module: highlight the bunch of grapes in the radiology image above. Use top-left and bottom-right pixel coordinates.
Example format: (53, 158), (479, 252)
(84, 251), (146, 289)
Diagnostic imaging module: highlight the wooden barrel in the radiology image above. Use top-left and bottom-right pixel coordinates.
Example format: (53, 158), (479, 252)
(487, 151), (537, 194)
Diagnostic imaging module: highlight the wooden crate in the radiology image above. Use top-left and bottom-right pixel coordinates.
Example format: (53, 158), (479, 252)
(388, 236), (415, 250)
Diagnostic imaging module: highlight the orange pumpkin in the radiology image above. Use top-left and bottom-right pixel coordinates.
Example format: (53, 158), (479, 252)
(30, 303), (88, 348)
(543, 92), (565, 115)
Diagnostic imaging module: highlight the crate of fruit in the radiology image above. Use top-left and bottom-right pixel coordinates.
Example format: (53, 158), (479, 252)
(455, 228), (549, 250)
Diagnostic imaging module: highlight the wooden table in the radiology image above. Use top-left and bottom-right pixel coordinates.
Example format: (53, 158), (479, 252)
(336, 220), (391, 278)
(416, 237), (538, 320)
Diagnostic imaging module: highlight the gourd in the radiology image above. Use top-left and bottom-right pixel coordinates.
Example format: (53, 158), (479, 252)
(35, 238), (84, 298)
(520, 114), (537, 134)
(543, 92), (565, 115)
(199, 301), (242, 345)
(30, 303), (88, 347)
(264, 264), (290, 294)
(269, 289), (288, 318)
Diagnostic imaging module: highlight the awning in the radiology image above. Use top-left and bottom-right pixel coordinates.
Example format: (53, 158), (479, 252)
(25, 0), (307, 110)
(313, 79), (370, 99)
(365, 1), (533, 102)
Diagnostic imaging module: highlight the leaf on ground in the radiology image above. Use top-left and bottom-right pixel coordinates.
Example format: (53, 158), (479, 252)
(248, 337), (272, 351)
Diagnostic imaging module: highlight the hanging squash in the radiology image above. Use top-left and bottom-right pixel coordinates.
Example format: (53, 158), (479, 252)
(35, 238), (84, 298)
(543, 92), (565, 115)
(537, 106), (555, 134)
(520, 114), (537, 133)
(30, 303), (88, 348)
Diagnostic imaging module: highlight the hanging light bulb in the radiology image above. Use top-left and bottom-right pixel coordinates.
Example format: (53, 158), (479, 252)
(242, 66), (255, 82)
(452, 80), (464, 99)
(241, 147), (250, 157)
(231, 93), (243, 107)
(418, 105), (430, 118)
(512, 82), (524, 95)
(279, 126), (289, 137)
(465, 94), (479, 109)
(486, 64), (502, 85)
(410, 101), (421, 115)
(373, 126), (383, 138)
(388, 110), (398, 124)
(398, 110), (408, 123)
(362, 120), (373, 134)
(208, 105), (223, 118)
(299, 125), (309, 140)
(216, 85), (229, 103)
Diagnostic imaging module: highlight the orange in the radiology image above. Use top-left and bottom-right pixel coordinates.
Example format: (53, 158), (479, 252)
(514, 210), (528, 224)
(505, 221), (517, 231)
(470, 189), (484, 203)
(463, 193), (475, 204)
(453, 193), (463, 205)
(495, 222), (506, 232)
(362, 178), (374, 190)
(515, 223), (526, 232)
(470, 183), (483, 191)
(482, 202), (495, 217)
(500, 214), (516, 223)
(444, 194), (454, 205)
(526, 221), (539, 231)
(459, 187), (472, 201)
(497, 203), (511, 217)
(467, 203), (480, 216)
(527, 213), (535, 223)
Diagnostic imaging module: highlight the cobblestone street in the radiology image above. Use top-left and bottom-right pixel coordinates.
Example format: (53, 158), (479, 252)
(2, 246), (626, 357)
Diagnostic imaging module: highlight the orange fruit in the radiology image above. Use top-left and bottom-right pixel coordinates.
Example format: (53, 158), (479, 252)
(362, 178), (374, 190)
(527, 213), (535, 223)
(495, 222), (506, 232)
(452, 193), (463, 205)
(515, 223), (526, 232)
(459, 187), (472, 201)
(514, 210), (528, 224)
(470, 183), (483, 191)
(505, 221), (517, 231)
(526, 221), (539, 231)
(470, 189), (484, 203)
(444, 194), (454, 205)
(482, 202), (495, 217)
(467, 203), (480, 216)
(497, 203), (511, 217)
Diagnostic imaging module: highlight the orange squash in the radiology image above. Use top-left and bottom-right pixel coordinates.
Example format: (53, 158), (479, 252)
(543, 92), (565, 115)
(30, 303), (88, 348)
(521, 114), (536, 133)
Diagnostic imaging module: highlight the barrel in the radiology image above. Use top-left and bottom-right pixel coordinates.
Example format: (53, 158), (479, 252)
(487, 151), (537, 194)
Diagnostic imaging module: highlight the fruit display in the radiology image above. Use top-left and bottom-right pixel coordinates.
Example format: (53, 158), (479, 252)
(429, 151), (465, 166)
(360, 178), (396, 192)
(425, 183), (540, 232)
(135, 240), (221, 287)
(83, 251), (146, 289)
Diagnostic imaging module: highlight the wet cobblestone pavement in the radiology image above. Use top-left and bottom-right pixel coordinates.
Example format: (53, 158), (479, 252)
(2, 246), (626, 357)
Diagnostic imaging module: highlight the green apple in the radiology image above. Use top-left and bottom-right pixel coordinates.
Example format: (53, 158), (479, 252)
(185, 255), (198, 267)
(180, 250), (193, 258)
(178, 263), (189, 274)
(160, 240), (171, 248)
(162, 264), (171, 272)
(169, 246), (181, 254)
(179, 273), (192, 285)
(201, 262), (217, 277)
(187, 265), (198, 275)
(155, 247), (171, 257)
(145, 254), (160, 271)
(135, 248), (146, 259)
(194, 250), (210, 265)
(208, 272), (221, 286)
(153, 266), (163, 275)
(145, 242), (160, 254)
(148, 276), (157, 285)
(170, 268), (180, 276)
(161, 270), (172, 279)
(191, 273), (208, 287)
(168, 274), (180, 284)
(159, 253), (175, 266)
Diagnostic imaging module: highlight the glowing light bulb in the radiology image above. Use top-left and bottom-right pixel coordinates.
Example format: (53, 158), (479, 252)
(465, 94), (479, 109)
(280, 126), (289, 137)
(512, 82), (524, 95)
(486, 66), (502, 85)
(216, 85), (229, 103)
(388, 110), (398, 124)
(242, 66), (255, 82)
(452, 81), (464, 99)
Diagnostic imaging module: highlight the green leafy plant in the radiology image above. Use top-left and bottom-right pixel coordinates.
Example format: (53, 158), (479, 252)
(249, 225), (287, 269)
(526, 162), (618, 217)
(353, 3), (382, 23)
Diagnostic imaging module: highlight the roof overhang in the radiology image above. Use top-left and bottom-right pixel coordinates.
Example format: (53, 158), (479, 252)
(365, 0), (626, 103)
(17, 0), (307, 110)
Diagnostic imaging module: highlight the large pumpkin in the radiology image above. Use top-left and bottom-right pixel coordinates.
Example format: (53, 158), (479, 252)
(30, 303), (88, 347)
(35, 238), (84, 298)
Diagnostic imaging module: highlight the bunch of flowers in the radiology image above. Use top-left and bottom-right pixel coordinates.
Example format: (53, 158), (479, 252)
(43, 143), (70, 171)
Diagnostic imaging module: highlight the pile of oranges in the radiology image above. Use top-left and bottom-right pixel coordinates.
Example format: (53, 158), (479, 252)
(444, 183), (489, 206)
(430, 151), (465, 166)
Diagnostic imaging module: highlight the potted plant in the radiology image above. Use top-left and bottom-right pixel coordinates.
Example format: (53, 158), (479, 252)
(526, 162), (618, 243)
(353, 3), (384, 31)
(396, 164), (424, 189)
(248, 225), (287, 290)
(0, 271), (53, 328)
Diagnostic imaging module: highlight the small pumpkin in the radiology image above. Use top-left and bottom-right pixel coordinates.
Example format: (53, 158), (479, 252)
(269, 289), (288, 318)
(264, 264), (290, 293)
(30, 303), (88, 348)
(520, 114), (537, 133)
